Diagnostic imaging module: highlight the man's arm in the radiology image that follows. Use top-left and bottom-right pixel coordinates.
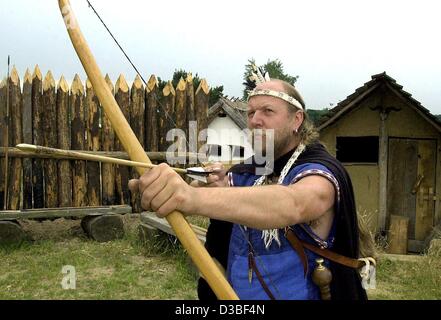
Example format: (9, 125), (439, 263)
(129, 164), (335, 230)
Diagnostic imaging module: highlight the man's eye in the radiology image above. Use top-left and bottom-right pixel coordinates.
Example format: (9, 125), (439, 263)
(248, 112), (255, 118)
(265, 109), (273, 114)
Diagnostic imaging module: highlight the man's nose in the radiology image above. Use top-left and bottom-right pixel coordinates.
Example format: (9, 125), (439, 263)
(249, 111), (263, 128)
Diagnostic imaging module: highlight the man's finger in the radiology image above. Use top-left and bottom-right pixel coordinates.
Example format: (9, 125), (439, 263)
(128, 179), (140, 194)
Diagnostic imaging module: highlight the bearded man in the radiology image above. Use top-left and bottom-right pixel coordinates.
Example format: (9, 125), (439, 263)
(129, 77), (368, 300)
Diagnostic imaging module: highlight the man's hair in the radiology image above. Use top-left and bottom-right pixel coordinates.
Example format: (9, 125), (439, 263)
(277, 80), (319, 146)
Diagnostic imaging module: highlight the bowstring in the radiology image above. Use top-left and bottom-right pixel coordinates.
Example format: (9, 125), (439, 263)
(86, 0), (178, 129)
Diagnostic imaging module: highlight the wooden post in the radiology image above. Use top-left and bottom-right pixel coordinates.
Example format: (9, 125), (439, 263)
(81, 214), (125, 242)
(145, 75), (159, 152)
(175, 77), (187, 165)
(130, 75), (144, 213)
(57, 76), (72, 207)
(160, 81), (175, 152)
(114, 74), (130, 205)
(71, 74), (87, 207)
(32, 65), (44, 208)
(86, 79), (101, 206)
(22, 69), (33, 209)
(101, 74), (115, 205)
(186, 73), (197, 165)
(388, 215), (409, 254)
(42, 71), (58, 208)
(195, 79), (209, 151)
(0, 78), (6, 210)
(378, 111), (388, 233)
(7, 67), (23, 210)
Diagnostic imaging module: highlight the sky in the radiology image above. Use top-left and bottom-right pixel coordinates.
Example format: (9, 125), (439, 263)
(1, 0), (440, 113)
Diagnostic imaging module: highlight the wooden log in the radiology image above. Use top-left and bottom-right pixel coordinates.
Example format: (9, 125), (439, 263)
(70, 74), (87, 207)
(130, 75), (144, 213)
(145, 75), (159, 152)
(175, 77), (187, 166)
(22, 69), (33, 209)
(186, 73), (198, 165)
(101, 75), (115, 205)
(160, 81), (175, 151)
(195, 79), (209, 151)
(0, 220), (27, 245)
(86, 79), (101, 206)
(32, 65), (44, 208)
(57, 76), (72, 207)
(42, 71), (58, 208)
(7, 67), (22, 210)
(0, 78), (6, 210)
(387, 215), (409, 254)
(81, 214), (125, 242)
(114, 75), (130, 205)
(0, 204), (132, 220)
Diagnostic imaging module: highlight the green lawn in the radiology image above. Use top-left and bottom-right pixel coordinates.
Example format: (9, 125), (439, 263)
(0, 215), (440, 300)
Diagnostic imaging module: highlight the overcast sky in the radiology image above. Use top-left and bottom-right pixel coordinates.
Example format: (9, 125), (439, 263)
(1, 0), (440, 114)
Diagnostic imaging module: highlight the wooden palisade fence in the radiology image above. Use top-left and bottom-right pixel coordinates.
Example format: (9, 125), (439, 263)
(0, 66), (210, 211)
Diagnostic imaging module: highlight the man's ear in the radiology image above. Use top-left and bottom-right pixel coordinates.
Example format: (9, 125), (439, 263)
(293, 110), (304, 132)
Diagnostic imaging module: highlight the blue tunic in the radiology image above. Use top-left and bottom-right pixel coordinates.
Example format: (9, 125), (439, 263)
(226, 163), (339, 300)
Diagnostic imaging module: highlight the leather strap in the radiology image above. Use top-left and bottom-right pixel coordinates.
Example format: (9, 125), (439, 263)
(285, 229), (364, 270)
(248, 247), (276, 300)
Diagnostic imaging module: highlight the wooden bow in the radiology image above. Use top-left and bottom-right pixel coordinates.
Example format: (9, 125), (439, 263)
(58, 0), (238, 300)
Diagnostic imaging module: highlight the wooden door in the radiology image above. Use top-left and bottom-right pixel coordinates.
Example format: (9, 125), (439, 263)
(387, 138), (437, 245)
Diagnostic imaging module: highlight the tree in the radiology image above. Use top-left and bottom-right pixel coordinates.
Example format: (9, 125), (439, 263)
(243, 58), (299, 100)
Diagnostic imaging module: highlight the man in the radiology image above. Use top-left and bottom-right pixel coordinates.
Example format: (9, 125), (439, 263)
(129, 78), (367, 300)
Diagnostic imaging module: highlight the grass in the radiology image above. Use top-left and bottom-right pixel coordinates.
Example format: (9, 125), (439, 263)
(0, 215), (440, 300)
(0, 215), (198, 300)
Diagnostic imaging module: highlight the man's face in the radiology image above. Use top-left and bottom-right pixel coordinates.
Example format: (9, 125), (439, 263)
(247, 81), (302, 158)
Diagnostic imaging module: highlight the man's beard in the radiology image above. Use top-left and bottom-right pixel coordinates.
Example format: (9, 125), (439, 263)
(250, 126), (294, 159)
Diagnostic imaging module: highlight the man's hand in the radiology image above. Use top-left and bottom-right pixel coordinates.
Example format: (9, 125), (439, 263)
(190, 162), (229, 188)
(128, 163), (197, 218)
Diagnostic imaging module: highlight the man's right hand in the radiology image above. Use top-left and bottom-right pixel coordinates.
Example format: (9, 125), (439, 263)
(190, 162), (229, 188)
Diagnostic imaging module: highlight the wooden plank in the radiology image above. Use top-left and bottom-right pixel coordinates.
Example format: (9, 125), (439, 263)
(7, 67), (22, 210)
(57, 76), (72, 207)
(159, 81), (175, 151)
(145, 75), (159, 152)
(129, 75), (145, 213)
(195, 79), (209, 151)
(0, 205), (132, 220)
(175, 78), (187, 166)
(140, 211), (206, 243)
(32, 65), (44, 208)
(71, 75), (87, 207)
(0, 77), (6, 210)
(22, 69), (33, 209)
(114, 75), (130, 205)
(86, 79), (101, 206)
(415, 139), (437, 240)
(101, 75), (115, 205)
(387, 215), (409, 254)
(42, 71), (58, 208)
(387, 138), (418, 238)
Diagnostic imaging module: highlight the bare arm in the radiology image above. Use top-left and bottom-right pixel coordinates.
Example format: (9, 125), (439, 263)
(128, 164), (335, 230)
(191, 175), (335, 229)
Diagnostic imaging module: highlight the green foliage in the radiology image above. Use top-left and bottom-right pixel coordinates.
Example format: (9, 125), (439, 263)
(306, 108), (330, 125)
(243, 58), (299, 100)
